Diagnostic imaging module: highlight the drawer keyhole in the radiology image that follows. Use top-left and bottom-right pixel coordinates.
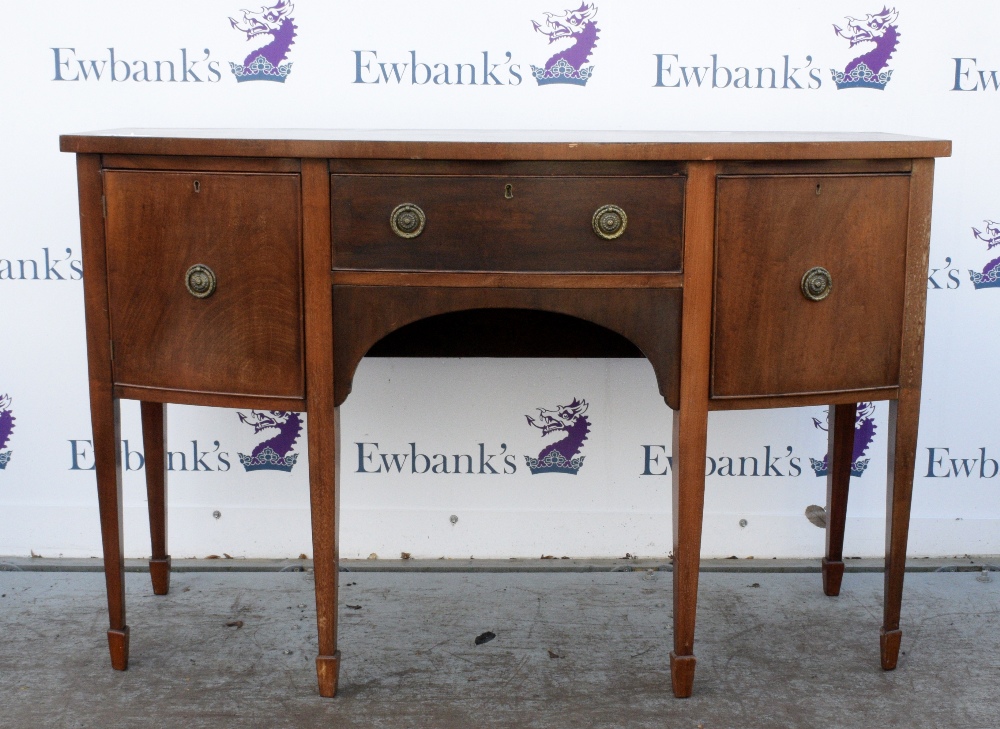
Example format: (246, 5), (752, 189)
(815, 183), (821, 196)
(193, 180), (201, 193)
(504, 184), (514, 200)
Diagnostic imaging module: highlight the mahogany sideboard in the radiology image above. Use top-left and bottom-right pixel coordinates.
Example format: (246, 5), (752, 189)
(61, 130), (951, 698)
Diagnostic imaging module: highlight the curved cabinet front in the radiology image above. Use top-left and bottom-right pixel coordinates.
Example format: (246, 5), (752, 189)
(103, 170), (304, 398)
(712, 172), (911, 400)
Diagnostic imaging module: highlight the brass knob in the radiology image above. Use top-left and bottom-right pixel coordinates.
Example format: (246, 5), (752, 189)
(185, 264), (216, 299)
(801, 267), (832, 301)
(390, 203), (426, 238)
(593, 204), (627, 240)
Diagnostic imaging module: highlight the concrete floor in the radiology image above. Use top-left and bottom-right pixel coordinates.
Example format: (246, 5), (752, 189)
(1, 565), (998, 729)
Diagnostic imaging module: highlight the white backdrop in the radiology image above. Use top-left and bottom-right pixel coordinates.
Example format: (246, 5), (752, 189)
(2, 1), (997, 559)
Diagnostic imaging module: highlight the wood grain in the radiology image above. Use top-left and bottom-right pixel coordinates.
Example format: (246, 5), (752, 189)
(670, 161), (716, 698)
(713, 173), (910, 398)
(141, 401), (170, 596)
(302, 159), (341, 697)
(822, 402), (856, 597)
(332, 173), (684, 273)
(103, 170), (304, 398)
(76, 153), (129, 670)
(332, 286), (683, 409)
(64, 134), (949, 700)
(882, 158), (935, 670)
(331, 271), (682, 289)
(60, 130), (952, 161)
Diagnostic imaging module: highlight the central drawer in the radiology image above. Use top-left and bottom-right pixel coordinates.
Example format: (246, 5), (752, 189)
(331, 170), (685, 272)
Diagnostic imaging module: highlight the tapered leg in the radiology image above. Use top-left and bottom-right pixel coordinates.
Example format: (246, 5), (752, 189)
(92, 392), (129, 669)
(309, 407), (341, 696)
(301, 158), (340, 697)
(882, 396), (919, 669)
(76, 153), (129, 669)
(669, 160), (715, 699)
(141, 401), (171, 595)
(823, 402), (857, 596)
(671, 406), (708, 698)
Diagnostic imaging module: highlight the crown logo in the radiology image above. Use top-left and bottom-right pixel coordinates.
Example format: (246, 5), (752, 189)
(0, 393), (14, 470)
(809, 402), (877, 478)
(969, 220), (1000, 290)
(229, 55), (293, 83)
(237, 409), (301, 473)
(238, 446), (299, 472)
(228, 1), (296, 83)
(530, 3), (600, 87)
(830, 7), (900, 91)
(809, 456), (870, 478)
(525, 450), (585, 475)
(525, 398), (590, 476)
(830, 62), (893, 90)
(531, 59), (594, 86)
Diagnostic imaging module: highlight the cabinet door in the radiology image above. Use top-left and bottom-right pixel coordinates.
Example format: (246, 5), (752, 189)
(712, 173), (910, 400)
(104, 171), (303, 398)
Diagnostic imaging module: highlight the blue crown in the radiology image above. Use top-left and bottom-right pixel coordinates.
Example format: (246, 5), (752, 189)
(830, 62), (892, 90)
(525, 449), (585, 475)
(239, 446), (298, 472)
(970, 268), (1000, 290)
(230, 55), (293, 83)
(0, 451), (10, 470)
(809, 456), (869, 478)
(531, 59), (594, 86)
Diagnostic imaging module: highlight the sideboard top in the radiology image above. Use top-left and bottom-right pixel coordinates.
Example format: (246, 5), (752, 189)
(60, 129), (951, 161)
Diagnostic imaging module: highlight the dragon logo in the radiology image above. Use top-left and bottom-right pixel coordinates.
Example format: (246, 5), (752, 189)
(237, 410), (301, 472)
(530, 3), (600, 86)
(0, 394), (14, 470)
(809, 402), (877, 478)
(969, 220), (1000, 290)
(229, 0), (296, 83)
(830, 6), (900, 89)
(524, 398), (590, 475)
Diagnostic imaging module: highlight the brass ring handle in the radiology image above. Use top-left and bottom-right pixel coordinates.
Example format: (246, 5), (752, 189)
(592, 204), (627, 240)
(801, 266), (832, 301)
(390, 203), (426, 238)
(185, 264), (217, 299)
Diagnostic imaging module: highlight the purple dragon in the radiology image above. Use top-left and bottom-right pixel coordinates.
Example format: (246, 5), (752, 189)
(525, 398), (590, 475)
(0, 394), (14, 470)
(238, 410), (301, 472)
(809, 402), (877, 478)
(830, 7), (899, 89)
(229, 0), (296, 82)
(969, 220), (1000, 290)
(531, 3), (600, 86)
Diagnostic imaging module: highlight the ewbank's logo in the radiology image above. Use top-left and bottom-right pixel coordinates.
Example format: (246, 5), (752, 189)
(969, 220), (1000, 290)
(229, 0), (296, 82)
(0, 395), (15, 470)
(524, 398), (590, 475)
(531, 3), (599, 86)
(809, 402), (877, 477)
(237, 410), (301, 472)
(831, 7), (899, 89)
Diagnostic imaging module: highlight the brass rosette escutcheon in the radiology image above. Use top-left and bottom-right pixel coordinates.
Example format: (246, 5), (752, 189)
(801, 266), (832, 301)
(390, 203), (426, 239)
(592, 204), (627, 240)
(185, 264), (216, 299)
